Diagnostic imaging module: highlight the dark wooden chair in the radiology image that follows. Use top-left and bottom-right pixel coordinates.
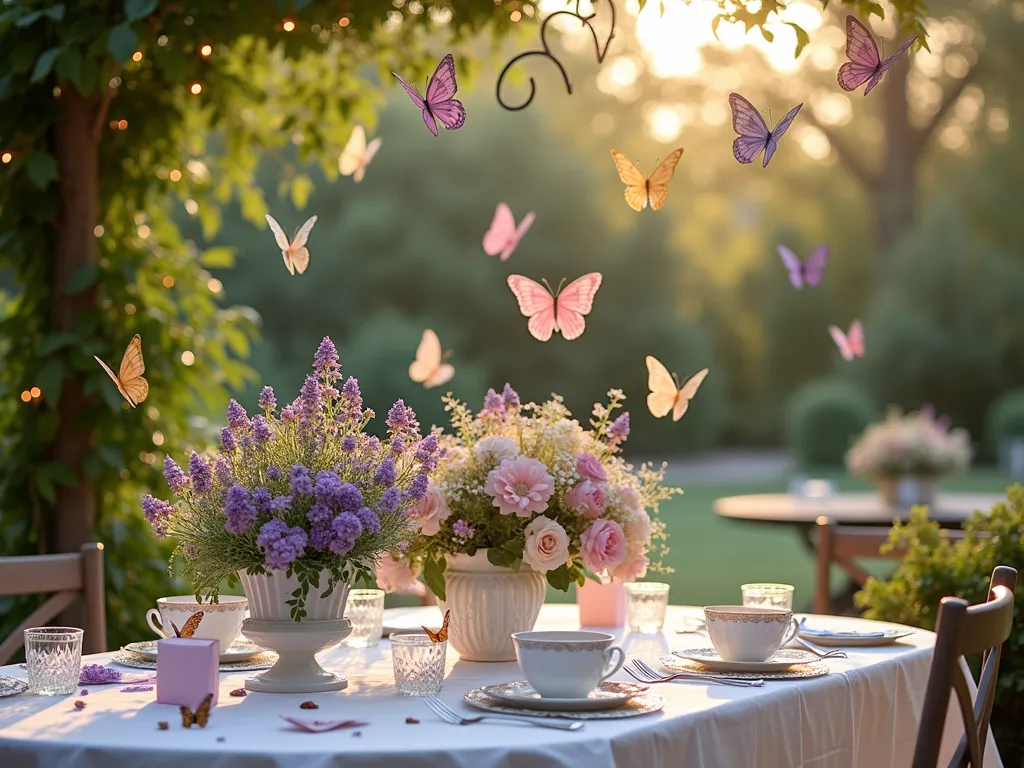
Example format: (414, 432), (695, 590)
(912, 565), (1017, 768)
(0, 542), (106, 665)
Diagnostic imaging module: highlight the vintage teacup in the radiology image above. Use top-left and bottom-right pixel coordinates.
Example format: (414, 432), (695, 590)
(146, 595), (247, 650)
(512, 630), (626, 699)
(704, 605), (799, 663)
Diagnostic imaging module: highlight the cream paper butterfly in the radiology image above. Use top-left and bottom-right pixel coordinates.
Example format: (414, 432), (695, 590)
(265, 214), (317, 275)
(409, 329), (455, 389)
(94, 334), (149, 408)
(646, 356), (708, 421)
(338, 126), (382, 183)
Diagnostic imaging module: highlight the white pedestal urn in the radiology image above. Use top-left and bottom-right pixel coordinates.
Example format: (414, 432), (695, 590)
(875, 475), (941, 509)
(238, 569), (352, 693)
(437, 550), (546, 662)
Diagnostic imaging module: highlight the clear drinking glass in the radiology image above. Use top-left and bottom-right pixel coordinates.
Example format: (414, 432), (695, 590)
(24, 627), (84, 695)
(344, 589), (385, 648)
(390, 632), (447, 696)
(741, 583), (795, 610)
(625, 582), (670, 633)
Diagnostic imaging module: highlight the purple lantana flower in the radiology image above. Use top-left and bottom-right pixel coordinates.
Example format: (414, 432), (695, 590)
(224, 486), (256, 533)
(258, 386), (277, 412)
(373, 456), (396, 487)
(386, 400), (418, 437)
(298, 375), (323, 424)
(608, 412), (630, 442)
(502, 383), (520, 409)
(226, 399), (249, 430)
(163, 456), (189, 495)
(453, 519), (474, 539)
(252, 415), (272, 444)
(482, 388), (503, 415)
(266, 464), (281, 482)
(336, 483), (364, 512)
(389, 435), (405, 455)
(256, 519), (308, 570)
(142, 494), (173, 537)
(329, 512), (363, 555)
(354, 506), (381, 536)
(406, 473), (429, 501)
(270, 495), (292, 515)
(342, 436), (357, 452)
(251, 487), (272, 513)
(189, 451), (212, 496)
(220, 428), (236, 452)
(313, 337), (342, 381)
(377, 486), (401, 514)
(290, 465), (313, 496)
(415, 434), (439, 472)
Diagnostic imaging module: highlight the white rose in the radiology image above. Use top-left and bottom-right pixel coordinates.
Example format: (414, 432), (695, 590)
(474, 435), (520, 466)
(521, 516), (570, 573)
(407, 484), (450, 536)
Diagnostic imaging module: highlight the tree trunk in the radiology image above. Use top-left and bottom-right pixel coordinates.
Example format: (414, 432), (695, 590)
(874, 56), (919, 259)
(49, 88), (100, 556)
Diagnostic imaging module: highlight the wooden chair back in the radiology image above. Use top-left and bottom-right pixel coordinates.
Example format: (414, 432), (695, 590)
(0, 542), (106, 664)
(912, 565), (1017, 768)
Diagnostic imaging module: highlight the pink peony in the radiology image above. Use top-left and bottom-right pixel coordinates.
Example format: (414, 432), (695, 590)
(486, 457), (555, 517)
(375, 554), (425, 596)
(576, 453), (607, 485)
(565, 479), (606, 519)
(579, 519), (627, 572)
(608, 548), (649, 583)
(406, 484), (450, 536)
(521, 516), (570, 573)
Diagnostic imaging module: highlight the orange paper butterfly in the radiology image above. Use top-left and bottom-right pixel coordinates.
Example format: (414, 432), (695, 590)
(181, 692), (213, 728)
(423, 610), (450, 643)
(171, 611), (204, 639)
(93, 334), (149, 408)
(611, 148), (684, 212)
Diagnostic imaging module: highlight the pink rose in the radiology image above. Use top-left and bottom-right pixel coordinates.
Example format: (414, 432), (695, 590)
(576, 453), (607, 485)
(375, 554), (425, 595)
(521, 516), (570, 573)
(486, 456), (555, 517)
(407, 484), (450, 535)
(608, 548), (649, 583)
(579, 519), (627, 573)
(565, 479), (606, 519)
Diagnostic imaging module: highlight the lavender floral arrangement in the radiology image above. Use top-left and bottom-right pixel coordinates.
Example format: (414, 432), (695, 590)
(143, 337), (435, 620)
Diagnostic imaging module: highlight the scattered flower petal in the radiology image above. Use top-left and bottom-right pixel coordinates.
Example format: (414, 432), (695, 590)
(406, 717), (420, 724)
(74, 700), (86, 709)
(299, 700), (319, 709)
(229, 688), (247, 697)
(158, 721), (169, 730)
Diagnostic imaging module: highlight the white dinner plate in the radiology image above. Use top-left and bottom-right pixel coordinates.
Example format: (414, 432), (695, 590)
(0, 675), (28, 698)
(123, 638), (268, 663)
(465, 687), (665, 719)
(479, 681), (650, 712)
(673, 648), (819, 673)
(796, 628), (914, 647)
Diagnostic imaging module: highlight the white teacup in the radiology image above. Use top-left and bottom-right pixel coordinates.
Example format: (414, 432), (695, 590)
(512, 630), (625, 699)
(704, 605), (798, 663)
(146, 595), (247, 649)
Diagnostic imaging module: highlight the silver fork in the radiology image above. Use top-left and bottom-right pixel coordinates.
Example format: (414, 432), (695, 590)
(422, 696), (584, 731)
(626, 659), (764, 688)
(791, 635), (848, 659)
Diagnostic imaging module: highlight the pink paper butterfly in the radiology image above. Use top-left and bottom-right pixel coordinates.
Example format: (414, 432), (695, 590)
(829, 320), (865, 361)
(729, 93), (803, 168)
(777, 244), (828, 289)
(507, 273), (603, 342)
(838, 16), (917, 96)
(483, 204), (535, 262)
(392, 54), (466, 137)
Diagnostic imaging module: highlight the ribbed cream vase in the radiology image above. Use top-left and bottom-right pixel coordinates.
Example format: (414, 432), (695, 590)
(438, 551), (546, 662)
(239, 569), (350, 621)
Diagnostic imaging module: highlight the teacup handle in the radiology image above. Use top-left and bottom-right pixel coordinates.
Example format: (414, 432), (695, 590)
(782, 617), (799, 646)
(600, 646), (626, 683)
(146, 609), (167, 639)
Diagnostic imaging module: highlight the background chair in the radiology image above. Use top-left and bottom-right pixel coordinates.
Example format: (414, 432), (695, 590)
(0, 542), (106, 665)
(912, 565), (1017, 768)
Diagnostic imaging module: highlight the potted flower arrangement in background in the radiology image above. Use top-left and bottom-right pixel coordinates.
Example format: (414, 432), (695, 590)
(845, 406), (972, 507)
(386, 384), (678, 661)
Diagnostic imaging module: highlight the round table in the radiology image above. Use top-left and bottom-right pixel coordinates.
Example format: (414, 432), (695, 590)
(0, 604), (989, 768)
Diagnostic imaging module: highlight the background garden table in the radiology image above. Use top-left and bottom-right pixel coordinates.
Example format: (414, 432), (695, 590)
(0, 604), (996, 768)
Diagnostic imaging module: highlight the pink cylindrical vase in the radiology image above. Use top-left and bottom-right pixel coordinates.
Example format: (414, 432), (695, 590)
(577, 579), (626, 628)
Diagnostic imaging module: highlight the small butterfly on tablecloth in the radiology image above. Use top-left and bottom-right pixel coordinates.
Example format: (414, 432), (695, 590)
(423, 610), (450, 643)
(646, 356), (709, 422)
(338, 125), (382, 183)
(507, 273), (603, 342)
(94, 334), (149, 408)
(483, 203), (535, 262)
(409, 330), (454, 390)
(610, 148), (685, 212)
(838, 16), (918, 96)
(829, 320), (865, 361)
(729, 93), (803, 168)
(171, 611), (204, 639)
(265, 214), (317, 276)
(777, 244), (829, 289)
(392, 54), (466, 137)
(181, 692), (213, 728)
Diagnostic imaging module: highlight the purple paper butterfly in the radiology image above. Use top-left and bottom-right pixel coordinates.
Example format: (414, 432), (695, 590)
(777, 244), (828, 289)
(838, 16), (917, 96)
(392, 54), (466, 137)
(729, 93), (803, 168)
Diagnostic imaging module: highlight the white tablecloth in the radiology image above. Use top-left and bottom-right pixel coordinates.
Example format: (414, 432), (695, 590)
(0, 605), (999, 768)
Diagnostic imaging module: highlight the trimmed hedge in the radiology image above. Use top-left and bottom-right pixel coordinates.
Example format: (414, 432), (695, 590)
(987, 389), (1024, 455)
(785, 378), (875, 468)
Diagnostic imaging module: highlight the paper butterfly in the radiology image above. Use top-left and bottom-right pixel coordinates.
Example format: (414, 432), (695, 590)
(829, 320), (865, 361)
(423, 610), (450, 643)
(170, 611), (204, 639)
(280, 716), (369, 733)
(392, 53), (466, 137)
(94, 334), (148, 408)
(777, 244), (829, 289)
(610, 148), (685, 212)
(483, 203), (535, 262)
(646, 356), (709, 422)
(729, 93), (803, 168)
(181, 692), (213, 728)
(507, 273), (603, 342)
(338, 125), (382, 183)
(408, 329), (455, 389)
(838, 16), (918, 96)
(266, 214), (317, 276)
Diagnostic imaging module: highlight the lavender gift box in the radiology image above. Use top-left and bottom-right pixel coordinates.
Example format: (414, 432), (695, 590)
(156, 638), (220, 707)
